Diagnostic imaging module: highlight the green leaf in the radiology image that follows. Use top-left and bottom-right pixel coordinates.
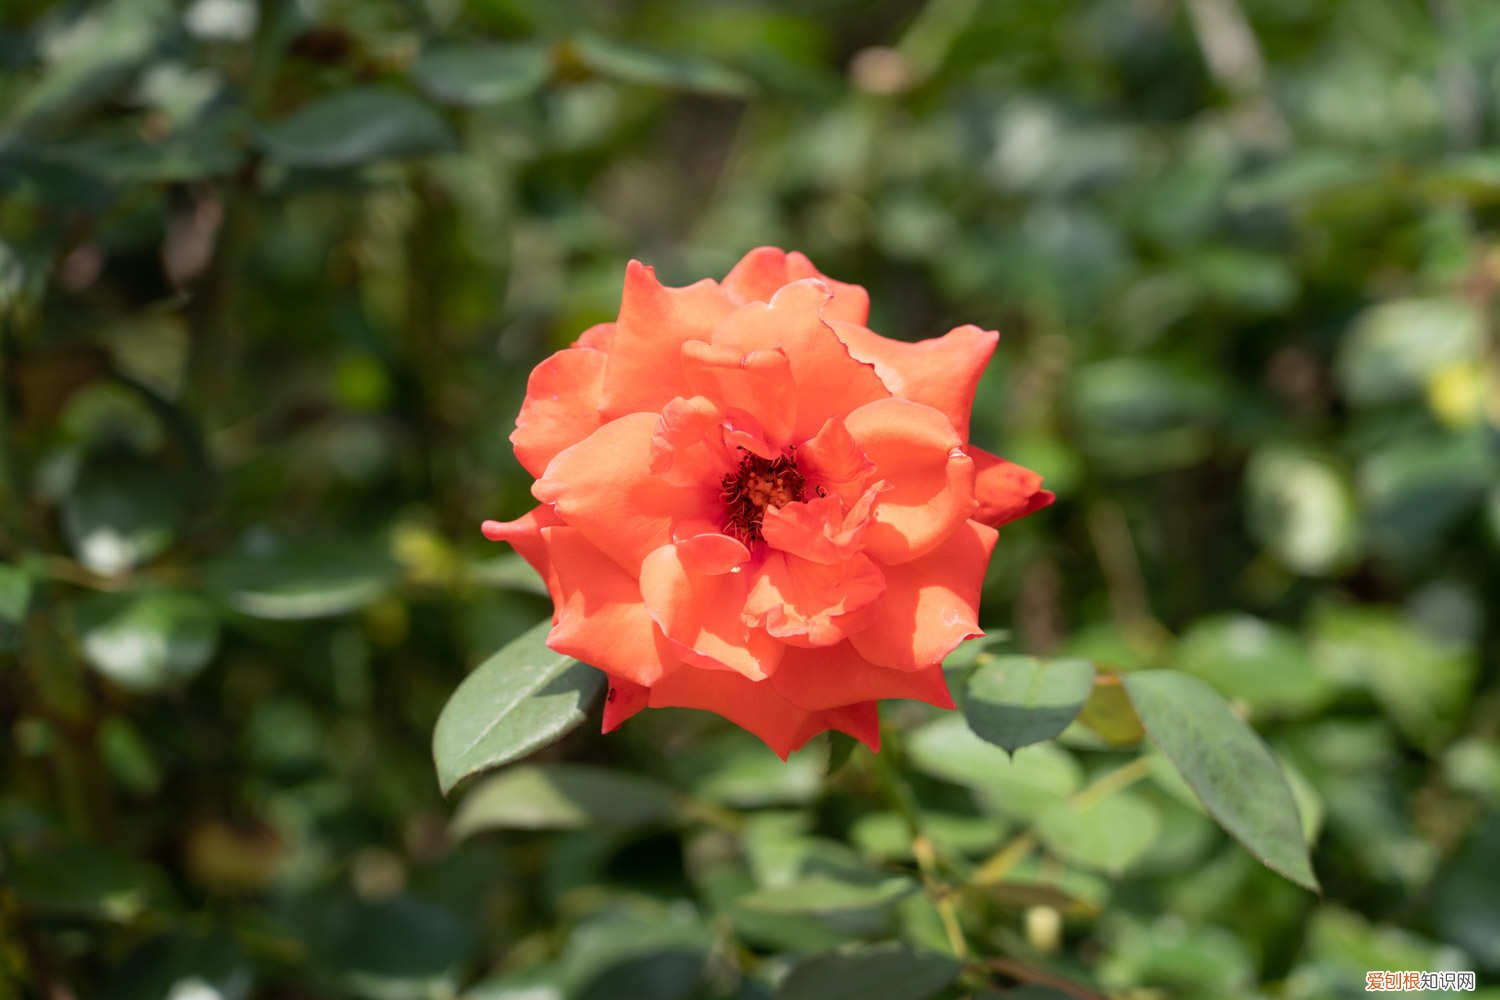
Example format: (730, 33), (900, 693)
(1244, 447), (1360, 576)
(962, 655), (1094, 753)
(1035, 788), (1161, 874)
(558, 907), (714, 1000)
(733, 873), (915, 946)
(413, 42), (551, 106)
(289, 893), (477, 1000)
(432, 620), (605, 793)
(100, 929), (251, 1000)
(1123, 670), (1318, 891)
(1310, 604), (1477, 751)
(1336, 297), (1482, 407)
(571, 36), (754, 97)
(776, 943), (961, 1000)
(0, 562), (33, 624)
(74, 590), (219, 691)
(451, 764), (677, 835)
(61, 457), (180, 575)
(10, 844), (170, 920)
(206, 535), (396, 620)
(258, 87), (455, 169)
(1074, 674), (1145, 747)
(907, 715), (1080, 819)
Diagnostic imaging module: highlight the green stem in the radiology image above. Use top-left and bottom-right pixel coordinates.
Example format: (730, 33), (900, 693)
(868, 726), (969, 959)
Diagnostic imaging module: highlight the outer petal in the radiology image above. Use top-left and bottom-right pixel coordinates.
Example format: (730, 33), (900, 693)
(600, 261), (738, 416)
(534, 412), (718, 573)
(842, 398), (977, 564)
(771, 643), (955, 712)
(543, 526), (678, 686)
(639, 534), (783, 681)
(510, 327), (613, 477)
(481, 505), (564, 590)
(647, 668), (878, 758)
(972, 448), (1056, 527)
(849, 519), (998, 672)
(721, 246), (870, 325)
(833, 322), (997, 441)
(602, 676), (650, 733)
(713, 280), (890, 442)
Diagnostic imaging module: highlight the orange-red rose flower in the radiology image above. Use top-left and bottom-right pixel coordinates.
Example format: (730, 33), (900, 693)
(483, 248), (1052, 758)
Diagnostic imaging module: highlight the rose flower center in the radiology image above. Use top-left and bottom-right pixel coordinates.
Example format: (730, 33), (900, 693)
(721, 448), (806, 543)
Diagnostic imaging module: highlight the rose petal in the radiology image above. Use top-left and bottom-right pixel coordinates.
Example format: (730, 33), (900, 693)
(681, 341), (797, 447)
(972, 447), (1056, 527)
(534, 412), (718, 573)
(833, 322), (998, 440)
(722, 246), (870, 325)
(511, 334), (612, 478)
(639, 534), (783, 681)
(842, 397), (976, 564)
(798, 416), (877, 506)
(713, 280), (890, 442)
(482, 506), (565, 619)
(772, 643), (954, 712)
(849, 519), (998, 672)
(602, 676), (650, 733)
(600, 261), (737, 416)
(542, 526), (679, 686)
(817, 700), (882, 753)
(647, 667), (824, 759)
(744, 549), (885, 647)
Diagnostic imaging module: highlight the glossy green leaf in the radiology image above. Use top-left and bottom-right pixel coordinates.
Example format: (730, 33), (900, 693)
(1123, 670), (1318, 891)
(206, 536), (396, 620)
(432, 620), (605, 793)
(258, 87), (455, 168)
(451, 764), (677, 835)
(1244, 447), (1360, 576)
(74, 590), (219, 691)
(61, 458), (180, 575)
(1336, 297), (1482, 406)
(413, 42), (551, 105)
(963, 655), (1094, 753)
(776, 943), (961, 1000)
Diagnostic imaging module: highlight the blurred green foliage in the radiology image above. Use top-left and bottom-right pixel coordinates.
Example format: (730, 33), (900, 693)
(3, 0), (1500, 997)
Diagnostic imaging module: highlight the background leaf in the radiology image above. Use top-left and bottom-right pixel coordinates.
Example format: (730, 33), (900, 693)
(258, 88), (455, 169)
(776, 943), (961, 1000)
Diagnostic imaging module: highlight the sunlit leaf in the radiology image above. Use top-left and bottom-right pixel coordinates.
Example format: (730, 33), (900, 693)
(432, 620), (605, 793)
(962, 655), (1094, 754)
(74, 590), (219, 691)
